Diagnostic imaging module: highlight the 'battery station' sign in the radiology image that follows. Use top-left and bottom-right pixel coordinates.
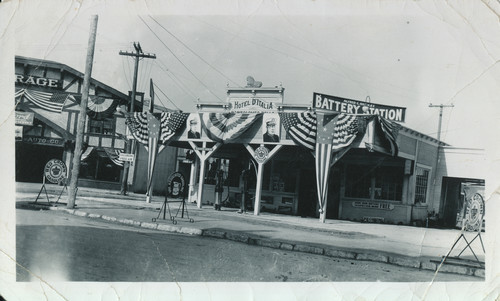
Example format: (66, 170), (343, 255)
(313, 92), (406, 122)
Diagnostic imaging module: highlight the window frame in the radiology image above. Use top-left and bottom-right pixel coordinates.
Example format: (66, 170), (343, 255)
(414, 164), (432, 204)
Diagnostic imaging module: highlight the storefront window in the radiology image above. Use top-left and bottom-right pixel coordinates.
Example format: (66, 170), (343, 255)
(375, 166), (403, 201)
(345, 164), (403, 201)
(345, 166), (371, 198)
(80, 151), (121, 182)
(415, 167), (430, 203)
(88, 118), (114, 135)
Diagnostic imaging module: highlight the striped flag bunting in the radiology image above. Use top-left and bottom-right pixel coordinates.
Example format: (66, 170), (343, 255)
(87, 96), (120, 119)
(279, 111), (317, 150)
(159, 112), (189, 144)
(365, 115), (401, 157)
(201, 113), (260, 143)
(103, 147), (124, 166)
(20, 89), (74, 113)
(125, 112), (149, 145)
(331, 114), (359, 151)
(377, 115), (400, 156)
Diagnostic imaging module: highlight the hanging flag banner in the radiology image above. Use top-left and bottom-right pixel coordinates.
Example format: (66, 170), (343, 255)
(313, 92), (406, 122)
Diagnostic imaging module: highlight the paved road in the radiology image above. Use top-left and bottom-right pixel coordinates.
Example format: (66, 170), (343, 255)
(16, 209), (480, 282)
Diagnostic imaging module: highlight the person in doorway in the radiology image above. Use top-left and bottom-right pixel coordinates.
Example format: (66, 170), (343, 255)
(187, 119), (201, 139)
(263, 118), (279, 142)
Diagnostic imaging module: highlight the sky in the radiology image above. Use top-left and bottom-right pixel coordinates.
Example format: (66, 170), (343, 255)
(8, 0), (500, 150)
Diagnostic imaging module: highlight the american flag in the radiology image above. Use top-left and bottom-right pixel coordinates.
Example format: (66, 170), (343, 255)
(21, 89), (74, 113)
(159, 112), (189, 144)
(103, 147), (124, 166)
(377, 115), (400, 156)
(279, 111), (317, 151)
(201, 113), (260, 142)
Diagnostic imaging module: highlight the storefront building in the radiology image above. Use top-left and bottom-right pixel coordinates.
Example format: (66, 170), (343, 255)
(144, 81), (485, 227)
(15, 56), (130, 190)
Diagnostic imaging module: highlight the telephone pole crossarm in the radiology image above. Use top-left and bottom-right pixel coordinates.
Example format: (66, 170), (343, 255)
(118, 42), (156, 195)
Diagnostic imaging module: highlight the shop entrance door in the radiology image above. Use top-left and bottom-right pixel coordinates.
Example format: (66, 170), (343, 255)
(15, 143), (64, 183)
(297, 169), (317, 217)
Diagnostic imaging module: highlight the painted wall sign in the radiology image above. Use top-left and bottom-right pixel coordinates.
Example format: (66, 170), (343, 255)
(15, 74), (61, 89)
(44, 159), (67, 184)
(167, 172), (186, 198)
(23, 136), (64, 146)
(229, 97), (278, 113)
(313, 92), (406, 122)
(15, 111), (35, 126)
(352, 201), (395, 210)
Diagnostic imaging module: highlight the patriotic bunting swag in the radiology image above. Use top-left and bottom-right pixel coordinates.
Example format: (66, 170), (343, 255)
(201, 113), (260, 142)
(280, 111), (398, 217)
(125, 111), (188, 201)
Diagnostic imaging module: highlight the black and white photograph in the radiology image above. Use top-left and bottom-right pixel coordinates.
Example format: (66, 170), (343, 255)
(1, 1), (500, 300)
(187, 113), (201, 139)
(262, 114), (280, 143)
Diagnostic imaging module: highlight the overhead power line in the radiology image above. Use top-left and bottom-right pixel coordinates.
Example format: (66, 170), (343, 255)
(138, 15), (224, 102)
(153, 83), (181, 111)
(148, 15), (241, 88)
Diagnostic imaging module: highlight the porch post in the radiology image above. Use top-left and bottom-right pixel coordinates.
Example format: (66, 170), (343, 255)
(254, 162), (264, 215)
(197, 155), (206, 208)
(188, 156), (198, 202)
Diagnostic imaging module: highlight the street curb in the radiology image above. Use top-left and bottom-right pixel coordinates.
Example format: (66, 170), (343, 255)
(38, 205), (485, 278)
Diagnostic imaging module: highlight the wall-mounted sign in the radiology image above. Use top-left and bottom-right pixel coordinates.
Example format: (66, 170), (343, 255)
(167, 172), (186, 198)
(352, 201), (395, 211)
(118, 153), (135, 162)
(44, 159), (67, 184)
(313, 92), (406, 122)
(15, 111), (35, 126)
(15, 74), (61, 89)
(23, 136), (64, 146)
(229, 98), (278, 113)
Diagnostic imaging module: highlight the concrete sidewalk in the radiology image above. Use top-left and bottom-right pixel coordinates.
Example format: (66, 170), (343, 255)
(15, 182), (486, 278)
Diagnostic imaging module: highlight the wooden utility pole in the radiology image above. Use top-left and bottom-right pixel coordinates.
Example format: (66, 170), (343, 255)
(429, 103), (454, 184)
(118, 43), (156, 194)
(67, 15), (98, 208)
(429, 103), (454, 143)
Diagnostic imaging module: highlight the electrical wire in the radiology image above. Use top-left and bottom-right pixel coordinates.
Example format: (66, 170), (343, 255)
(138, 15), (225, 102)
(154, 60), (199, 101)
(153, 83), (182, 111)
(148, 15), (241, 88)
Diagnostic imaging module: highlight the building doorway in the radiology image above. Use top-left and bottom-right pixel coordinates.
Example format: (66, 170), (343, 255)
(16, 143), (64, 183)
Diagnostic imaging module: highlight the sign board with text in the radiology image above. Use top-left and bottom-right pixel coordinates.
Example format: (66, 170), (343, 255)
(313, 92), (406, 122)
(15, 111), (35, 126)
(118, 153), (135, 162)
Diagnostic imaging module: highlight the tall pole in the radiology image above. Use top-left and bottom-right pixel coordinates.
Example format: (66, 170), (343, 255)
(119, 43), (156, 194)
(67, 15), (98, 208)
(429, 103), (454, 143)
(429, 103), (454, 184)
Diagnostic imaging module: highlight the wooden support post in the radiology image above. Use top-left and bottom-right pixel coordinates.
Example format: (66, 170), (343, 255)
(254, 162), (264, 215)
(244, 144), (283, 216)
(188, 156), (198, 202)
(189, 141), (221, 208)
